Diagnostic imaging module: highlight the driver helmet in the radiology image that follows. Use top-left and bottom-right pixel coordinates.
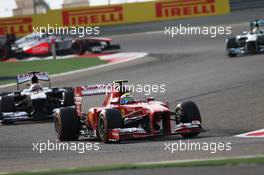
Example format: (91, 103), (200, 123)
(30, 75), (42, 91)
(120, 93), (134, 105)
(30, 84), (43, 92)
(31, 75), (39, 84)
(253, 23), (261, 33)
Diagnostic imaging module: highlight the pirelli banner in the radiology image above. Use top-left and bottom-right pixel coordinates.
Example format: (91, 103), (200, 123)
(0, 0), (230, 36)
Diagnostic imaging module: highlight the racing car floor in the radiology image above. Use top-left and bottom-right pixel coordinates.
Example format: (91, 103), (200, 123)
(1, 8), (264, 173)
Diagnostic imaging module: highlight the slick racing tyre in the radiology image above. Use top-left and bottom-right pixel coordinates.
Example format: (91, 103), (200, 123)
(247, 41), (257, 54)
(226, 38), (238, 57)
(71, 41), (85, 55)
(1, 118), (15, 125)
(0, 48), (7, 60)
(98, 108), (123, 143)
(175, 101), (202, 138)
(227, 37), (238, 48)
(0, 46), (11, 60)
(63, 88), (74, 106)
(0, 96), (15, 112)
(54, 107), (81, 141)
(0, 96), (16, 125)
(257, 35), (264, 45)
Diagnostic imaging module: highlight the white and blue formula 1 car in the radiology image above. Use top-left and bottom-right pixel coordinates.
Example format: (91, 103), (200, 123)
(0, 72), (74, 124)
(226, 19), (264, 57)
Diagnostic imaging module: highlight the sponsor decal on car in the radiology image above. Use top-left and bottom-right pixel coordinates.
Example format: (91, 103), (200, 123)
(25, 43), (50, 55)
(17, 72), (49, 84)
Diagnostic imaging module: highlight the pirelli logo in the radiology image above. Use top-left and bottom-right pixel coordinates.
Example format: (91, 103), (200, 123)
(0, 17), (32, 35)
(156, 0), (216, 18)
(62, 6), (123, 26)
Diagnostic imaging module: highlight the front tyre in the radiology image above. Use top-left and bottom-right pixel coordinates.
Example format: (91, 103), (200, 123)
(54, 107), (80, 141)
(0, 96), (16, 125)
(0, 96), (15, 112)
(228, 52), (237, 57)
(98, 108), (122, 143)
(175, 101), (202, 138)
(226, 38), (238, 57)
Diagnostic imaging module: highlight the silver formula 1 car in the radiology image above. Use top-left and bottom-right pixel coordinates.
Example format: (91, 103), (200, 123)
(226, 19), (264, 57)
(0, 32), (120, 60)
(0, 72), (74, 124)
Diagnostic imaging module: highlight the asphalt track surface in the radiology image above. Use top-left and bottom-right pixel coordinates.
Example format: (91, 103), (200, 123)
(1, 8), (264, 174)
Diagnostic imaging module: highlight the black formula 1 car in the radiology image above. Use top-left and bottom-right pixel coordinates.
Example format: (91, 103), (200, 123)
(0, 32), (120, 60)
(0, 72), (74, 124)
(226, 19), (264, 57)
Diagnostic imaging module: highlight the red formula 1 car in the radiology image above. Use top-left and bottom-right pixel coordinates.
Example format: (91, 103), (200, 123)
(54, 80), (206, 143)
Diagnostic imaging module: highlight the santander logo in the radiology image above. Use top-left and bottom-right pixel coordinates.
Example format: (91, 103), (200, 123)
(25, 42), (50, 55)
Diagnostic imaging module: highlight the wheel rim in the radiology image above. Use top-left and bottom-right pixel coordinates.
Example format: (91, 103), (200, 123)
(54, 116), (61, 138)
(175, 107), (182, 124)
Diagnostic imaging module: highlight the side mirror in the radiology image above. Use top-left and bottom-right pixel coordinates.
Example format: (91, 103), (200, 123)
(242, 31), (248, 35)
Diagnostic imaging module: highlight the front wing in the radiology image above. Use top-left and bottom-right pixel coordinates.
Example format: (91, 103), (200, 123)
(0, 111), (53, 124)
(106, 123), (206, 142)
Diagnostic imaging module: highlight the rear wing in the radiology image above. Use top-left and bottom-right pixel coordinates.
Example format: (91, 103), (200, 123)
(87, 37), (112, 42)
(16, 72), (50, 90)
(74, 81), (128, 116)
(74, 80), (129, 97)
(74, 84), (112, 97)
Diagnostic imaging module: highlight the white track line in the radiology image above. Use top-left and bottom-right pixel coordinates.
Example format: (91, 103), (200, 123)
(0, 52), (148, 89)
(136, 155), (264, 165)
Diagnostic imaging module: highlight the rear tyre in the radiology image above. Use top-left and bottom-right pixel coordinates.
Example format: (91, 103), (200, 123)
(54, 107), (80, 141)
(247, 41), (257, 54)
(71, 41), (85, 55)
(63, 88), (74, 106)
(175, 101), (202, 138)
(257, 35), (264, 45)
(98, 108), (122, 143)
